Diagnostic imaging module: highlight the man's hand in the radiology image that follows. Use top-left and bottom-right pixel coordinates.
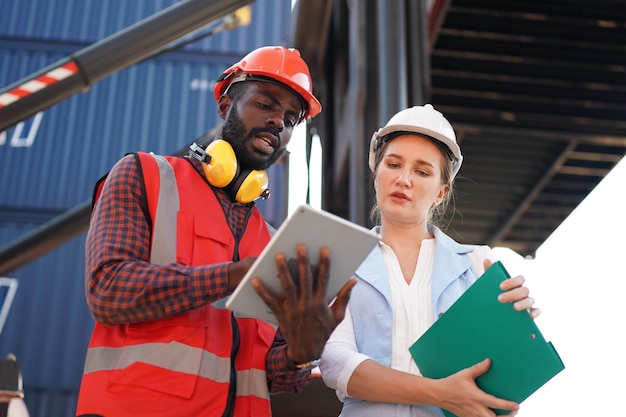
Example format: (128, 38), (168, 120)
(227, 257), (256, 293)
(251, 244), (356, 364)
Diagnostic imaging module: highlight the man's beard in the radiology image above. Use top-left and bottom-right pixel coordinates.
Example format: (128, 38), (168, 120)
(220, 109), (285, 171)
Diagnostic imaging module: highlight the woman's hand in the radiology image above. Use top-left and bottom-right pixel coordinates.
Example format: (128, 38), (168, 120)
(434, 359), (519, 417)
(483, 259), (541, 319)
(436, 358), (520, 417)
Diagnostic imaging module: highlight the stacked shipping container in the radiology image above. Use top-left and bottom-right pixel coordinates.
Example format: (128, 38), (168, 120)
(0, 1), (293, 415)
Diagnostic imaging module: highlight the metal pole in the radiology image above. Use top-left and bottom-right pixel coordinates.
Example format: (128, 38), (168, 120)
(0, 127), (216, 276)
(0, 0), (254, 132)
(0, 204), (91, 277)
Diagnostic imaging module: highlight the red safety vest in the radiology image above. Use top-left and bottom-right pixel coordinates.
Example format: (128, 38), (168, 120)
(76, 153), (275, 417)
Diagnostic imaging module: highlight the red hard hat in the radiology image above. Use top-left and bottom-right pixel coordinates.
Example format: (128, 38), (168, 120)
(214, 46), (322, 121)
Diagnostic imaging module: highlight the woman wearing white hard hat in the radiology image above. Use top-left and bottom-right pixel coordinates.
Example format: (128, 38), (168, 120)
(320, 104), (540, 417)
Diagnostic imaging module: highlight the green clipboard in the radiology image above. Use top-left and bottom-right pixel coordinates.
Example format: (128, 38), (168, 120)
(409, 261), (564, 417)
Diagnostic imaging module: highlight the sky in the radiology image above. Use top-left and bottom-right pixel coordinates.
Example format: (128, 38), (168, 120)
(492, 154), (626, 416)
(287, 126), (626, 416)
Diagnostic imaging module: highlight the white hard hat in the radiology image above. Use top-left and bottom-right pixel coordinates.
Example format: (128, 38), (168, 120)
(368, 104), (463, 176)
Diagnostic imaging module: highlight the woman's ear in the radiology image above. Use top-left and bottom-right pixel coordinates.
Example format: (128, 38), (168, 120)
(436, 184), (450, 204)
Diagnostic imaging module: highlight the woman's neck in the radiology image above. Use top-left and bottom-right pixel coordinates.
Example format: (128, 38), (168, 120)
(379, 218), (432, 248)
(379, 219), (433, 284)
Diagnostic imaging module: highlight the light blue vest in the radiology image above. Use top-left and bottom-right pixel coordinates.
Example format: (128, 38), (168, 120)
(342, 226), (480, 417)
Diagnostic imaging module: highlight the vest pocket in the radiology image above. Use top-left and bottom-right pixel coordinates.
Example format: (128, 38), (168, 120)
(108, 311), (208, 399)
(107, 344), (202, 399)
(176, 211), (234, 265)
(232, 319), (274, 401)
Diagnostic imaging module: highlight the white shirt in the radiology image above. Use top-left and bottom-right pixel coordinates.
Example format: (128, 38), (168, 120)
(326, 239), (436, 397)
(383, 239), (435, 376)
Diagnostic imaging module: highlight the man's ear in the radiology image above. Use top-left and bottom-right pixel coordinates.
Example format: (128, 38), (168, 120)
(217, 94), (233, 119)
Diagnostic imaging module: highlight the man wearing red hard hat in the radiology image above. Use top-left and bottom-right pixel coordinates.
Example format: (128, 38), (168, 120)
(76, 46), (354, 417)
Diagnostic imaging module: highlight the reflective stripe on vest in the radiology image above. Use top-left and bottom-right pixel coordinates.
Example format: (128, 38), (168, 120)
(84, 343), (267, 393)
(150, 153), (178, 265)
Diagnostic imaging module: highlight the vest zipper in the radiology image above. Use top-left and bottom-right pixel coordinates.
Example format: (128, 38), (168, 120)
(221, 312), (240, 417)
(223, 200), (251, 415)
(232, 207), (253, 262)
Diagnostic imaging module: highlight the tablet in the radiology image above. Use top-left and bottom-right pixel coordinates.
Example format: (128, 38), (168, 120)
(225, 204), (380, 325)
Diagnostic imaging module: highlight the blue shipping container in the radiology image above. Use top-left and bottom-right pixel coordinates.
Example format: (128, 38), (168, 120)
(0, 0), (292, 56)
(0, 0), (294, 416)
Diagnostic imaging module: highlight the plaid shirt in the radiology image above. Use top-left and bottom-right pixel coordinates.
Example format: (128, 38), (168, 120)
(85, 153), (309, 393)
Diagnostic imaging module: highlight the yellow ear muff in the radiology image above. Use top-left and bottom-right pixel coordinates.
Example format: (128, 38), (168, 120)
(235, 170), (269, 203)
(199, 139), (270, 203)
(201, 139), (238, 188)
